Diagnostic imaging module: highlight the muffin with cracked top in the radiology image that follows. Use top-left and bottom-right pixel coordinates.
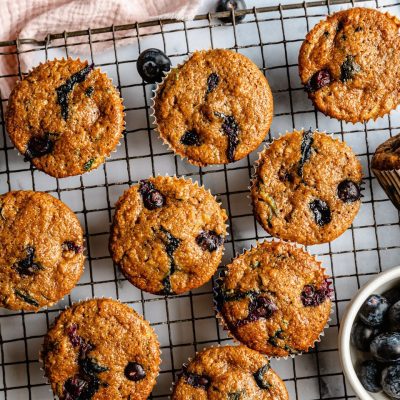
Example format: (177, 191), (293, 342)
(110, 176), (228, 295)
(215, 240), (332, 358)
(154, 49), (273, 165)
(0, 190), (84, 311)
(6, 58), (124, 177)
(42, 298), (160, 400)
(299, 8), (400, 123)
(251, 129), (363, 245)
(172, 345), (288, 399)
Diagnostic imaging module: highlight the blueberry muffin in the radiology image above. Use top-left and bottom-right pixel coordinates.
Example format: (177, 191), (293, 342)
(0, 191), (84, 311)
(215, 241), (332, 357)
(42, 298), (160, 400)
(251, 129), (363, 245)
(172, 345), (288, 399)
(110, 176), (228, 295)
(299, 8), (400, 123)
(372, 133), (400, 210)
(154, 49), (273, 165)
(6, 58), (124, 177)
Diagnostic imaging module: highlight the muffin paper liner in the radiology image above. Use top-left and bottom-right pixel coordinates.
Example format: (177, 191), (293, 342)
(109, 174), (230, 297)
(9, 57), (126, 179)
(212, 238), (334, 361)
(372, 168), (400, 210)
(39, 297), (162, 398)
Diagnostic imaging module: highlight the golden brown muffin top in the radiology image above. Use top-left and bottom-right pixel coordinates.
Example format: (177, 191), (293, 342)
(299, 8), (400, 123)
(0, 190), (84, 311)
(6, 58), (124, 177)
(42, 298), (161, 400)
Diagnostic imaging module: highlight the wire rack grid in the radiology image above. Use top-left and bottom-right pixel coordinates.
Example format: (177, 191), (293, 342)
(1, 0), (400, 399)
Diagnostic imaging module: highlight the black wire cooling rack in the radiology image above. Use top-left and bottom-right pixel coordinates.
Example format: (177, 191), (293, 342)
(1, 0), (400, 399)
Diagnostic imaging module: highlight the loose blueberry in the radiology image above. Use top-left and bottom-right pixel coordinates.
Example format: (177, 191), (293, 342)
(388, 300), (400, 332)
(137, 48), (171, 83)
(337, 180), (361, 203)
(196, 231), (224, 252)
(185, 372), (210, 389)
(216, 0), (247, 23)
(305, 69), (331, 92)
(357, 360), (382, 393)
(359, 294), (389, 327)
(180, 130), (201, 146)
(301, 280), (333, 307)
(62, 241), (83, 254)
(370, 332), (400, 363)
(57, 64), (94, 120)
(13, 246), (43, 276)
(124, 362), (146, 382)
(382, 364), (400, 399)
(139, 180), (165, 210)
(351, 320), (381, 352)
(206, 72), (220, 95)
(253, 364), (271, 390)
(309, 199), (331, 226)
(25, 134), (54, 160)
(340, 55), (361, 82)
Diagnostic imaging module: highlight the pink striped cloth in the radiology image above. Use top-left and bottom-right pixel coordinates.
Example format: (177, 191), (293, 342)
(0, 0), (204, 97)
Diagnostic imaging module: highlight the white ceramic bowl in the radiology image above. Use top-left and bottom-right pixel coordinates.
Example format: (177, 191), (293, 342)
(339, 266), (400, 400)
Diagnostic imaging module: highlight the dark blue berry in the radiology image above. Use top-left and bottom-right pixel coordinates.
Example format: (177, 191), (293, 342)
(124, 362), (146, 381)
(253, 364), (271, 389)
(382, 364), (400, 399)
(64, 376), (88, 400)
(139, 180), (165, 210)
(196, 231), (224, 252)
(206, 73), (220, 95)
(301, 280), (332, 307)
(79, 357), (108, 376)
(370, 332), (400, 363)
(216, 0), (247, 23)
(137, 48), (171, 83)
(181, 130), (201, 146)
(305, 69), (331, 92)
(62, 241), (83, 254)
(388, 301), (400, 332)
(185, 372), (210, 389)
(298, 129), (314, 177)
(159, 227), (180, 296)
(13, 246), (43, 276)
(309, 199), (331, 226)
(359, 294), (389, 327)
(337, 180), (361, 203)
(237, 295), (278, 326)
(57, 64), (94, 120)
(215, 113), (240, 162)
(357, 360), (382, 393)
(340, 55), (361, 82)
(351, 320), (381, 352)
(383, 287), (400, 306)
(25, 134), (54, 160)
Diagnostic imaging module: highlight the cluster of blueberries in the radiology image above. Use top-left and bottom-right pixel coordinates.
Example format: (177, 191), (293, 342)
(351, 288), (400, 398)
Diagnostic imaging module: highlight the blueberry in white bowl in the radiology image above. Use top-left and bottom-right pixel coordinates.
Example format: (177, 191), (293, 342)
(339, 265), (400, 400)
